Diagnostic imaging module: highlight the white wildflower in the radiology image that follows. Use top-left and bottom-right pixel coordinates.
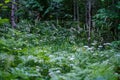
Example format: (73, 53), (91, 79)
(98, 45), (103, 48)
(115, 54), (120, 57)
(91, 43), (96, 45)
(56, 70), (61, 73)
(49, 55), (54, 58)
(36, 68), (39, 72)
(13, 48), (17, 50)
(100, 54), (104, 57)
(28, 55), (33, 59)
(106, 55), (109, 57)
(18, 48), (22, 50)
(69, 57), (74, 61)
(49, 72), (54, 76)
(70, 64), (74, 66)
(84, 46), (89, 48)
(38, 59), (44, 62)
(87, 47), (93, 51)
(103, 43), (111, 45)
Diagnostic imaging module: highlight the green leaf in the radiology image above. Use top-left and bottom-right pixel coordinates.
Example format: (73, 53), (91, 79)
(2, 6), (8, 9)
(0, 18), (9, 25)
(0, 3), (3, 7)
(5, 0), (10, 4)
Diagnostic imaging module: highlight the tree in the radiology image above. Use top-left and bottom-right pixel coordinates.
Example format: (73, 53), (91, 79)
(73, 0), (79, 22)
(86, 0), (92, 46)
(11, 0), (16, 28)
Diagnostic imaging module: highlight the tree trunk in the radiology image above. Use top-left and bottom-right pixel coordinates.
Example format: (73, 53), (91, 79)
(73, 0), (79, 21)
(73, 0), (77, 21)
(11, 0), (16, 28)
(76, 0), (79, 22)
(86, 0), (92, 46)
(76, 0), (80, 28)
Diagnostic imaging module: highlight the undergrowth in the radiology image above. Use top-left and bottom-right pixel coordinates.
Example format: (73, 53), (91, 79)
(0, 21), (120, 80)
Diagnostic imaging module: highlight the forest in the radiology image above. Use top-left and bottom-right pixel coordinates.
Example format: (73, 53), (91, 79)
(0, 0), (120, 80)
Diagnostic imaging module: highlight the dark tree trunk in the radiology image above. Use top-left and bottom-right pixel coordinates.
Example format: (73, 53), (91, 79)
(73, 0), (77, 21)
(86, 0), (92, 46)
(73, 0), (80, 28)
(76, 0), (79, 22)
(11, 0), (16, 28)
(73, 0), (79, 21)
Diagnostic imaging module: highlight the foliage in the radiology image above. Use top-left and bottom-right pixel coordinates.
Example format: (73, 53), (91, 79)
(0, 18), (9, 25)
(111, 41), (120, 50)
(0, 22), (120, 80)
(0, 0), (120, 80)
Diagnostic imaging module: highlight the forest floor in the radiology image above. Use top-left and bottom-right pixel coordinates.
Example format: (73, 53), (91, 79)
(0, 24), (120, 80)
